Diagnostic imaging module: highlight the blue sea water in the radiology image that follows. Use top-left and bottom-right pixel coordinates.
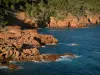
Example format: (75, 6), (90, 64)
(0, 25), (100, 75)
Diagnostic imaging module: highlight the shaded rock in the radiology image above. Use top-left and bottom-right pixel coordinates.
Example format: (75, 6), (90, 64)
(87, 14), (100, 24)
(8, 64), (22, 70)
(14, 50), (20, 60)
(23, 49), (32, 55)
(0, 59), (8, 64)
(15, 11), (37, 28)
(48, 17), (57, 28)
(36, 34), (58, 45)
(32, 40), (41, 47)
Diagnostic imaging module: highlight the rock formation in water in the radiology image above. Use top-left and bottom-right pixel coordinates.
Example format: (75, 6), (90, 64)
(0, 47), (76, 62)
(0, 25), (62, 68)
(0, 26), (76, 70)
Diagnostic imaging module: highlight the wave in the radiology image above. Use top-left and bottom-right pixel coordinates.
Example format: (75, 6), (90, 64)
(9, 61), (17, 64)
(56, 55), (81, 62)
(58, 43), (79, 47)
(94, 51), (100, 54)
(66, 43), (79, 46)
(0, 66), (8, 69)
(42, 46), (46, 48)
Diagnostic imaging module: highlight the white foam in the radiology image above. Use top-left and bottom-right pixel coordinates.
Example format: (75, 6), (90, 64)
(66, 43), (79, 46)
(56, 55), (81, 62)
(0, 66), (8, 69)
(41, 59), (50, 63)
(94, 51), (100, 54)
(32, 60), (39, 63)
(9, 61), (17, 64)
(42, 46), (46, 48)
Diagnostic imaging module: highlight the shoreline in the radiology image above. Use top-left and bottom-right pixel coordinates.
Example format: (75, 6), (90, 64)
(0, 11), (100, 70)
(13, 12), (100, 29)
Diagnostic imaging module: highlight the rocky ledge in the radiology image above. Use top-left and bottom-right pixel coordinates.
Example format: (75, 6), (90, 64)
(0, 26), (58, 48)
(48, 13), (100, 28)
(0, 46), (76, 69)
(0, 26), (76, 69)
(15, 12), (100, 28)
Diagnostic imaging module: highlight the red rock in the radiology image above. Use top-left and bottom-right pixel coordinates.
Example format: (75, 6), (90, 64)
(32, 40), (40, 47)
(21, 53), (26, 58)
(31, 48), (40, 56)
(8, 64), (22, 70)
(36, 34), (58, 45)
(14, 50), (20, 60)
(48, 17), (57, 27)
(70, 17), (79, 28)
(87, 14), (100, 24)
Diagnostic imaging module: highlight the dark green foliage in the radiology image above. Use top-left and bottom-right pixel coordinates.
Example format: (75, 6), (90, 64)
(0, 9), (8, 29)
(0, 0), (100, 27)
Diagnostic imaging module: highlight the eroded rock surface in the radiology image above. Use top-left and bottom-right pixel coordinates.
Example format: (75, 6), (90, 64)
(0, 26), (58, 48)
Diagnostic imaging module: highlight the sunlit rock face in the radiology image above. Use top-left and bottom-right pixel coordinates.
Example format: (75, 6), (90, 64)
(0, 25), (59, 66)
(48, 13), (100, 28)
(0, 26), (58, 48)
(15, 11), (100, 28)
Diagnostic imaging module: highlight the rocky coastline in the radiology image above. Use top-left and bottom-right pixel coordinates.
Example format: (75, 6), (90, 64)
(48, 13), (100, 28)
(0, 11), (100, 69)
(14, 12), (100, 28)
(0, 25), (76, 69)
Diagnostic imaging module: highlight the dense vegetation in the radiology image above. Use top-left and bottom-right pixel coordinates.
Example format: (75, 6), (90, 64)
(0, 0), (100, 28)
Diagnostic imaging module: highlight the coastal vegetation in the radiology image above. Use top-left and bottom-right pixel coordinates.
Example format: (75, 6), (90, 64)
(0, 0), (100, 70)
(0, 0), (100, 29)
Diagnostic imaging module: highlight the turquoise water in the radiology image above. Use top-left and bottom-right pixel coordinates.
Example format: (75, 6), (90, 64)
(0, 25), (100, 75)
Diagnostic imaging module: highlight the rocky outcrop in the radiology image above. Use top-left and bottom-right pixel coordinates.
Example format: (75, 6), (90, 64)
(15, 12), (100, 28)
(0, 26), (59, 66)
(0, 26), (58, 48)
(48, 13), (100, 28)
(0, 48), (76, 62)
(48, 17), (69, 28)
(87, 14), (100, 24)
(15, 12), (38, 28)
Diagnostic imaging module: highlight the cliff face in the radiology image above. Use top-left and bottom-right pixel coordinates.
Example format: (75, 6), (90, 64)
(48, 13), (100, 28)
(15, 12), (100, 28)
